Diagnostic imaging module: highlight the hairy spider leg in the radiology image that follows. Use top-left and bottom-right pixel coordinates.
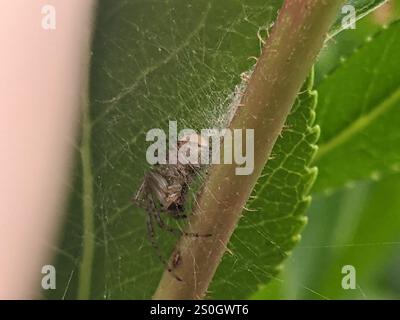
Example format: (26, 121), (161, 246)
(149, 194), (210, 238)
(132, 178), (146, 204)
(170, 212), (187, 219)
(145, 198), (183, 282)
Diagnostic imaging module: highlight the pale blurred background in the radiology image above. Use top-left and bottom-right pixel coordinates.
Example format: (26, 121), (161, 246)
(0, 0), (94, 298)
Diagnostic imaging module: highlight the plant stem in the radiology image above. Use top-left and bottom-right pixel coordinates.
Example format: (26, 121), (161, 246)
(153, 0), (345, 300)
(77, 2), (98, 300)
(78, 92), (95, 300)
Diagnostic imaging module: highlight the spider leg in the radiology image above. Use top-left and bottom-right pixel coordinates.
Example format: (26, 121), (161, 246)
(132, 178), (146, 206)
(172, 213), (187, 220)
(149, 196), (211, 238)
(145, 205), (183, 282)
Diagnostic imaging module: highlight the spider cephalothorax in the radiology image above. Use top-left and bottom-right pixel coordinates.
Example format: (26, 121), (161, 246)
(134, 162), (196, 217)
(133, 133), (211, 280)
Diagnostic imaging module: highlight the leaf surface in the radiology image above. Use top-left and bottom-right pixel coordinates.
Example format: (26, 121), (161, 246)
(49, 0), (388, 299)
(314, 21), (400, 192)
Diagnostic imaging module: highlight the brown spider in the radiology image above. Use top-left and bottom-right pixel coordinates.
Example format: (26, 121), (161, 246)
(133, 134), (211, 280)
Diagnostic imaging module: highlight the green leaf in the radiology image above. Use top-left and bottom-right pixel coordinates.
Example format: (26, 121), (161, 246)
(48, 0), (389, 300)
(316, 173), (400, 299)
(252, 6), (400, 300)
(283, 173), (400, 299)
(251, 172), (400, 300)
(330, 0), (389, 37)
(317, 0), (398, 85)
(209, 74), (319, 299)
(50, 0), (283, 300)
(314, 21), (400, 193)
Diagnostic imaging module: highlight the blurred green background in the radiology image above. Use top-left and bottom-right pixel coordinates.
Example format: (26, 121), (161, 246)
(253, 0), (400, 299)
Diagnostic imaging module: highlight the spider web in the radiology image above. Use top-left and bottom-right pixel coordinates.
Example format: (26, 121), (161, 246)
(49, 0), (282, 300)
(47, 0), (386, 300)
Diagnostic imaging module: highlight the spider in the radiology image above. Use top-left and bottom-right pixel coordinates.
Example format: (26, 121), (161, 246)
(133, 134), (211, 281)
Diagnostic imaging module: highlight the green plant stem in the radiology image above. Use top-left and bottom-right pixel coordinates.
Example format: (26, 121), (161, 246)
(77, 99), (95, 300)
(75, 1), (97, 300)
(153, 0), (346, 300)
